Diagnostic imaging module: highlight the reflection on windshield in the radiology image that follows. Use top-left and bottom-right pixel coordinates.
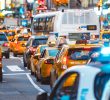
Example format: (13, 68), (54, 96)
(70, 50), (90, 60)
(68, 48), (101, 60)
(32, 39), (47, 47)
(0, 34), (7, 41)
(102, 34), (110, 39)
(48, 49), (59, 57)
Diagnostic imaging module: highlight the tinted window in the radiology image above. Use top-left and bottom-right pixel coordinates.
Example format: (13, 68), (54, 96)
(18, 37), (29, 41)
(32, 38), (47, 46)
(52, 72), (79, 100)
(68, 48), (101, 60)
(48, 49), (59, 57)
(94, 73), (110, 100)
(0, 34), (7, 41)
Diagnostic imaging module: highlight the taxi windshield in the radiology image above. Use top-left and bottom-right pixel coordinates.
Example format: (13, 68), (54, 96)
(0, 34), (7, 41)
(48, 49), (59, 57)
(32, 39), (48, 47)
(102, 33), (110, 39)
(18, 37), (29, 41)
(6, 32), (15, 36)
(68, 47), (101, 60)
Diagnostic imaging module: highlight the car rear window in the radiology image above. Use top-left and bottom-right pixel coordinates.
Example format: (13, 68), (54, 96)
(32, 38), (48, 46)
(0, 34), (7, 41)
(68, 47), (101, 60)
(18, 37), (29, 41)
(48, 49), (59, 57)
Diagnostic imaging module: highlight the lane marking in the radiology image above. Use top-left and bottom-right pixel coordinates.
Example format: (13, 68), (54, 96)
(26, 73), (44, 92)
(4, 73), (30, 76)
(6, 65), (24, 72)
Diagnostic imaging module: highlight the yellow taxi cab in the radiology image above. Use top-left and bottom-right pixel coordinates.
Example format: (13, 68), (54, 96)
(0, 47), (2, 82)
(30, 45), (48, 75)
(36, 47), (59, 84)
(12, 34), (30, 57)
(9, 34), (18, 51)
(50, 42), (102, 87)
(5, 30), (16, 41)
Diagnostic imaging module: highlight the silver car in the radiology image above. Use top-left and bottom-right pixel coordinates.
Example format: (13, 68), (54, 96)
(0, 32), (10, 58)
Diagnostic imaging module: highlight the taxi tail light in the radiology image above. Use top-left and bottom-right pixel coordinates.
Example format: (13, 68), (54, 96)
(95, 35), (99, 38)
(62, 57), (67, 65)
(91, 35), (99, 39)
(3, 43), (9, 47)
(83, 48), (91, 51)
(44, 59), (54, 64)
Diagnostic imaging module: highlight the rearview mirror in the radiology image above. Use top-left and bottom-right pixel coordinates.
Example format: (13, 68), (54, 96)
(36, 92), (48, 100)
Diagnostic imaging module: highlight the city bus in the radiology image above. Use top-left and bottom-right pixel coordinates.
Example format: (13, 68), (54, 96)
(32, 9), (100, 41)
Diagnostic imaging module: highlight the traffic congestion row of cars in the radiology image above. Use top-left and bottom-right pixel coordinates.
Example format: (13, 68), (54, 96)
(19, 32), (110, 100)
(0, 26), (31, 82)
(1, 26), (110, 99)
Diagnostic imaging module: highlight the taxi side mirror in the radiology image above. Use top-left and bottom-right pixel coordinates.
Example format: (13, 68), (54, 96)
(36, 92), (48, 100)
(34, 54), (40, 60)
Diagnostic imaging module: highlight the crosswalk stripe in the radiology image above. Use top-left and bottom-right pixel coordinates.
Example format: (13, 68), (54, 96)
(6, 65), (24, 72)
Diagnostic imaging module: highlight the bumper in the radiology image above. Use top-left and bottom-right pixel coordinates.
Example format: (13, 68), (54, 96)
(13, 47), (26, 54)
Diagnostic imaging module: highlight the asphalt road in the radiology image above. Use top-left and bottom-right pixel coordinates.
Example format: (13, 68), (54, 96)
(0, 53), (50, 100)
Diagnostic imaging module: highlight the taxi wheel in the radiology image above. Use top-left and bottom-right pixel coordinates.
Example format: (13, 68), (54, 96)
(31, 70), (34, 75)
(50, 72), (57, 88)
(23, 57), (27, 67)
(0, 67), (2, 82)
(13, 53), (17, 57)
(50, 74), (53, 88)
(27, 63), (31, 70)
(5, 53), (10, 59)
(35, 71), (40, 82)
